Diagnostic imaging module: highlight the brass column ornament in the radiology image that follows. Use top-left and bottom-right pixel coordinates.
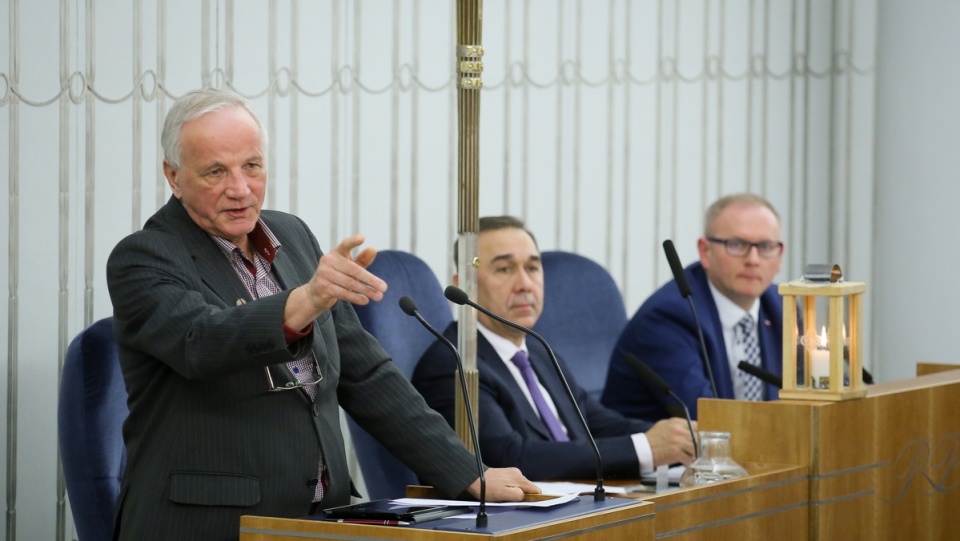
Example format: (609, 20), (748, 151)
(454, 0), (484, 451)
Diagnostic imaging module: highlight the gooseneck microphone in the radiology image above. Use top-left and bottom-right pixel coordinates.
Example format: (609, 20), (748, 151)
(622, 353), (699, 458)
(444, 285), (606, 502)
(737, 361), (783, 389)
(662, 240), (719, 399)
(399, 296), (488, 528)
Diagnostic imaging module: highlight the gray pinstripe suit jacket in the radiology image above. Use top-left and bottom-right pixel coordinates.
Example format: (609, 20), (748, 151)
(106, 197), (478, 541)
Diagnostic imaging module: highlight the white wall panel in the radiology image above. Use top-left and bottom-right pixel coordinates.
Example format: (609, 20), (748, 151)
(875, 0), (960, 382)
(0, 1), (881, 539)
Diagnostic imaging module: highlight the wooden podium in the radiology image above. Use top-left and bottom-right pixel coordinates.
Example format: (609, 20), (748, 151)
(239, 496), (654, 541)
(600, 367), (960, 540)
(637, 462), (809, 540)
(694, 367), (960, 540)
(240, 368), (960, 540)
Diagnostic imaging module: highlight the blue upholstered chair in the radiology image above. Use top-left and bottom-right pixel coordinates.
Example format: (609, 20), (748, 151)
(533, 251), (628, 401)
(350, 250), (453, 501)
(58, 317), (129, 541)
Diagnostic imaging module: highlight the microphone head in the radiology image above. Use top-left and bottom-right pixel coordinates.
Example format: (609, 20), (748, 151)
(398, 296), (419, 316)
(444, 285), (469, 305)
(623, 353), (672, 396)
(662, 239), (692, 298)
(737, 360), (783, 389)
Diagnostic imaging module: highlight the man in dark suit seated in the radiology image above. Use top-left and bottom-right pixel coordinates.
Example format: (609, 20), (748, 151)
(106, 89), (538, 541)
(412, 216), (696, 481)
(601, 193), (787, 421)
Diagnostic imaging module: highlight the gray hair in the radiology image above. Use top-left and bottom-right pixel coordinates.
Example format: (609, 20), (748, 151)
(703, 193), (780, 237)
(161, 88), (268, 171)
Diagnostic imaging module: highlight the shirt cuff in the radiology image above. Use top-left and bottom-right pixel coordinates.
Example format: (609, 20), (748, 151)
(283, 323), (312, 344)
(631, 432), (654, 474)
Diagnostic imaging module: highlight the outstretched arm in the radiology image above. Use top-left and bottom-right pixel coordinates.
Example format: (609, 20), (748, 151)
(284, 234), (387, 330)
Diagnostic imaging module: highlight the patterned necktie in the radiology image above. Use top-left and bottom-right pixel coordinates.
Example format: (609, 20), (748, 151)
(510, 350), (569, 441)
(736, 315), (764, 401)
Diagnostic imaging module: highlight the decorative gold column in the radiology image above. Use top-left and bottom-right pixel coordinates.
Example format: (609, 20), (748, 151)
(454, 0), (484, 451)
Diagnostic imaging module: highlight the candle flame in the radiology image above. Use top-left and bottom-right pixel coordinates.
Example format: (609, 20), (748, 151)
(820, 326), (828, 349)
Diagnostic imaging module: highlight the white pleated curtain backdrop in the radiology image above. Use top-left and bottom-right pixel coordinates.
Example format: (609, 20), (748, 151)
(0, 0), (875, 539)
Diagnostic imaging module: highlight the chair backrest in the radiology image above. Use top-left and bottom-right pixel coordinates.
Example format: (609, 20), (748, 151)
(533, 251), (628, 401)
(350, 250), (453, 501)
(58, 317), (129, 541)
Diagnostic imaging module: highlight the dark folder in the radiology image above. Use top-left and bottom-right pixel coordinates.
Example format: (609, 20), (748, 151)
(322, 499), (470, 523)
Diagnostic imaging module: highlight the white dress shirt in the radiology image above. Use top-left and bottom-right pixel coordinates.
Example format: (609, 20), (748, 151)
(477, 322), (655, 473)
(707, 281), (761, 400)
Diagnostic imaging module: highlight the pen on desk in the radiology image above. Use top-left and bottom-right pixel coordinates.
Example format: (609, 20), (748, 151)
(332, 519), (411, 526)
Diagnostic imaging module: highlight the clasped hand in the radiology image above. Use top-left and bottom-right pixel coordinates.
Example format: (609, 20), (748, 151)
(648, 417), (698, 467)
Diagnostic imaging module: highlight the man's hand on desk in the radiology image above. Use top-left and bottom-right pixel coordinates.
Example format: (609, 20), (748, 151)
(467, 467), (542, 502)
(648, 417), (698, 467)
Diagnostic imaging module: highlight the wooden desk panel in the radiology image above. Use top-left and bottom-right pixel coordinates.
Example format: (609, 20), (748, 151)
(239, 498), (655, 541)
(813, 375), (960, 540)
(700, 370), (960, 540)
(240, 371), (960, 540)
(612, 464), (809, 541)
(915, 362), (960, 376)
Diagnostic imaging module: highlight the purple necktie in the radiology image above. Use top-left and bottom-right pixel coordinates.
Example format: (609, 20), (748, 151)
(510, 350), (569, 441)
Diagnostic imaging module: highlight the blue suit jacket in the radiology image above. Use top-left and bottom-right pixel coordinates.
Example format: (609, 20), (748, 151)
(601, 262), (785, 420)
(412, 322), (652, 481)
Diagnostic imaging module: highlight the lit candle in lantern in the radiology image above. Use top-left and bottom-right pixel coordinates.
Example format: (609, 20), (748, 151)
(810, 326), (830, 389)
(842, 323), (850, 363)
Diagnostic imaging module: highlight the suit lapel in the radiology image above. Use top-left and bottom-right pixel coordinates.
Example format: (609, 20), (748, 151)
(757, 297), (787, 399)
(757, 304), (775, 369)
(691, 266), (735, 399)
(160, 197), (310, 396)
(162, 197), (252, 306)
(268, 238), (300, 292)
(474, 333), (553, 441)
(194, 246), (253, 307)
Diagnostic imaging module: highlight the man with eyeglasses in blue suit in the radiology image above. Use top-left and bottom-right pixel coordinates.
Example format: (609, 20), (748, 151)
(602, 193), (787, 422)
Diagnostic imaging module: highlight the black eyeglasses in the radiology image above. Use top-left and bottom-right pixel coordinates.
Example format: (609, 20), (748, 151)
(263, 352), (323, 392)
(707, 237), (784, 259)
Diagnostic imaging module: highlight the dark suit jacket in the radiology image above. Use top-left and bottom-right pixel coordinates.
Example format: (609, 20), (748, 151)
(412, 322), (652, 481)
(106, 197), (479, 541)
(601, 262), (785, 421)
